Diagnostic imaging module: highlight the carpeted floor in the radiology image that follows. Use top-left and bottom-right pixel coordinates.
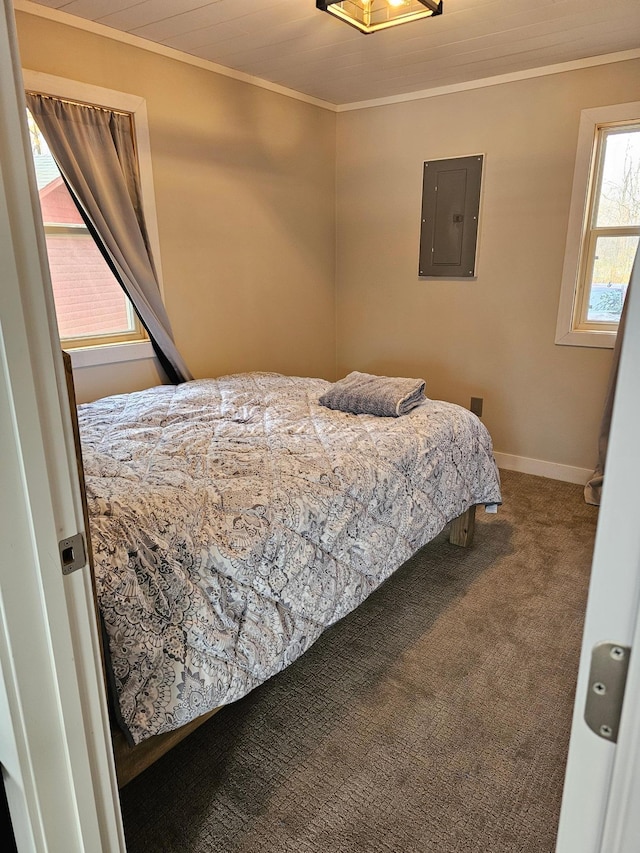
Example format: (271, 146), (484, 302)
(120, 470), (598, 852)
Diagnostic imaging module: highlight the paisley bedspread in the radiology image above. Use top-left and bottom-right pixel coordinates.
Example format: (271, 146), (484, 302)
(78, 372), (502, 744)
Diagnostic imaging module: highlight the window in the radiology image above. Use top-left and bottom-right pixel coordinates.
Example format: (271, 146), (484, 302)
(575, 124), (639, 330)
(28, 110), (145, 349)
(22, 71), (162, 365)
(556, 102), (640, 348)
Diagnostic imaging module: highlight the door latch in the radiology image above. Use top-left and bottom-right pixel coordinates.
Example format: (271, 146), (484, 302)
(58, 532), (86, 575)
(584, 642), (631, 743)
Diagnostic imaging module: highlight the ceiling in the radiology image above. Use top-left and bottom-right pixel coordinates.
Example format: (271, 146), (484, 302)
(23, 0), (640, 106)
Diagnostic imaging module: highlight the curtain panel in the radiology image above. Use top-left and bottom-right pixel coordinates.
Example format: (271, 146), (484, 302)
(27, 93), (191, 384)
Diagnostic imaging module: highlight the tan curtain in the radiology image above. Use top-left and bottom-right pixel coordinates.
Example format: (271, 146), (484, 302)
(27, 93), (191, 384)
(584, 252), (637, 505)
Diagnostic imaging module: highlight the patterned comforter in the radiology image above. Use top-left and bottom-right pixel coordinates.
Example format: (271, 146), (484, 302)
(78, 373), (502, 744)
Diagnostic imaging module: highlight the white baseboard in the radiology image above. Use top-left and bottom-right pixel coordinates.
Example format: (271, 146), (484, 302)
(493, 451), (592, 486)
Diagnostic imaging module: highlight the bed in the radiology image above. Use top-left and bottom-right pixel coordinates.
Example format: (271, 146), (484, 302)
(70, 368), (501, 783)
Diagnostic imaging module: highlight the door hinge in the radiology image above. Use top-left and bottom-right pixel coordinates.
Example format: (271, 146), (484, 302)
(58, 532), (86, 575)
(584, 642), (631, 743)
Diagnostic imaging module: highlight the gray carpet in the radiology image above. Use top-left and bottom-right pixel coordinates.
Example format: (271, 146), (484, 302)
(120, 470), (598, 852)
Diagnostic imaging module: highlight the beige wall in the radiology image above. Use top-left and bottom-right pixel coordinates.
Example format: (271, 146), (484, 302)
(336, 60), (640, 471)
(69, 355), (165, 406)
(16, 11), (337, 402)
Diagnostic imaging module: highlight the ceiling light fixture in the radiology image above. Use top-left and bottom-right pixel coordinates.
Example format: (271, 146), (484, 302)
(316, 0), (442, 34)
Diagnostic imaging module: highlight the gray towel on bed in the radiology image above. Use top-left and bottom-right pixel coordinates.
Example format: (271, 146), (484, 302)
(319, 371), (426, 417)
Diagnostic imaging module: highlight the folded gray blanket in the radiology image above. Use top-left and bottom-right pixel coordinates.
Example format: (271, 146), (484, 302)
(319, 371), (426, 417)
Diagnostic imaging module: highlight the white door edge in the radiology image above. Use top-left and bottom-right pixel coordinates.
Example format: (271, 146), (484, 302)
(555, 256), (640, 852)
(0, 1), (124, 850)
(599, 597), (640, 852)
(595, 256), (640, 853)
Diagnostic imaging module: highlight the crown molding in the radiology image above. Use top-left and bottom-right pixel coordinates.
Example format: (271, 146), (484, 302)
(12, 0), (337, 112)
(336, 48), (640, 112)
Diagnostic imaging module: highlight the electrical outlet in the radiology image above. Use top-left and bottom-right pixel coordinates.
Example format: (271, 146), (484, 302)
(470, 397), (483, 417)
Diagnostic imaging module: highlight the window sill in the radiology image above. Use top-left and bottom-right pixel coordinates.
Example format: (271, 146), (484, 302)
(65, 340), (155, 369)
(555, 328), (616, 349)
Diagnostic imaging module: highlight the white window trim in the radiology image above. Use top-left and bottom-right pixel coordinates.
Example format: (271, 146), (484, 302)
(556, 100), (640, 349)
(22, 69), (164, 362)
(67, 339), (155, 369)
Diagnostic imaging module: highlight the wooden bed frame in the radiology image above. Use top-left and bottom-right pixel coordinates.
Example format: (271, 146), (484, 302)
(62, 352), (477, 787)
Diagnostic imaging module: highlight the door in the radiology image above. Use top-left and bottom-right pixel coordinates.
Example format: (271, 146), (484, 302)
(555, 254), (640, 852)
(0, 2), (124, 850)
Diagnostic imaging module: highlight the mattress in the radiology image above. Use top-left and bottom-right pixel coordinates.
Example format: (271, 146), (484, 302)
(78, 372), (502, 744)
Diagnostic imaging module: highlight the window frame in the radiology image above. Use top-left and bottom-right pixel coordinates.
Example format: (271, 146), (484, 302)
(556, 101), (640, 349)
(22, 70), (163, 365)
(40, 219), (145, 348)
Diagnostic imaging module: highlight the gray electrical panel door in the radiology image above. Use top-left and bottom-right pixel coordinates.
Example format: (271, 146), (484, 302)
(419, 154), (483, 278)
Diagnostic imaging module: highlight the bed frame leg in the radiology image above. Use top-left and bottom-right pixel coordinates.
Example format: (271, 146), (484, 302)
(449, 505), (476, 547)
